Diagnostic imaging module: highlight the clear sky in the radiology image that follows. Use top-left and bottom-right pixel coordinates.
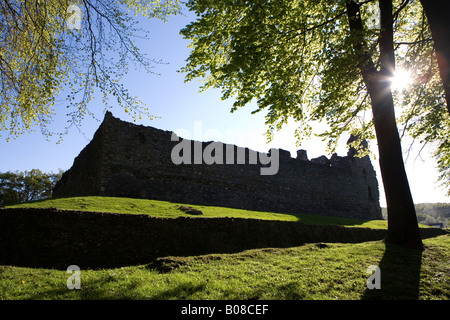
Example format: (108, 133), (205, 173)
(1, 9), (449, 208)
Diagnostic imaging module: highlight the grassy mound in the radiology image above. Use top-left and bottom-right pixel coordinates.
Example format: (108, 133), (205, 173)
(7, 196), (389, 229)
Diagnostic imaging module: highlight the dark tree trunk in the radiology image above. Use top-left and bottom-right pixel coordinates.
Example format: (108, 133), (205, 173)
(419, 0), (450, 113)
(346, 0), (423, 250)
(368, 76), (423, 250)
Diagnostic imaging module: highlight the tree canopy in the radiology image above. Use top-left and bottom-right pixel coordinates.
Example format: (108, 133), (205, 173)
(181, 0), (450, 195)
(180, 0), (450, 249)
(0, 0), (182, 140)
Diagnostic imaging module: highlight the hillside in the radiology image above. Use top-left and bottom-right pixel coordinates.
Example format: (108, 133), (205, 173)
(382, 203), (450, 228)
(8, 196), (389, 229)
(11, 196), (448, 231)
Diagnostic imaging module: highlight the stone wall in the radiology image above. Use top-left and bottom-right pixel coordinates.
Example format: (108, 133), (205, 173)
(53, 112), (382, 219)
(0, 208), (446, 269)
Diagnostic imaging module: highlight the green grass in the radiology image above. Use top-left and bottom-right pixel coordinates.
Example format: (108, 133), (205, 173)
(7, 196), (389, 229)
(1, 235), (448, 300)
(3, 196), (445, 300)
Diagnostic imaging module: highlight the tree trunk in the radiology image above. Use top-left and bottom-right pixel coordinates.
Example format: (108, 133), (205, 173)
(368, 76), (423, 250)
(419, 0), (450, 113)
(346, 0), (423, 250)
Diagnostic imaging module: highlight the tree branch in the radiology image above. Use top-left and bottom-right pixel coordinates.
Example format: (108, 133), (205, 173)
(378, 0), (396, 77)
(345, 0), (378, 82)
(392, 0), (410, 26)
(395, 39), (432, 46)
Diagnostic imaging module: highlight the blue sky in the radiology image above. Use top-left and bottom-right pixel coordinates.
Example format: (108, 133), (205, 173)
(1, 8), (449, 207)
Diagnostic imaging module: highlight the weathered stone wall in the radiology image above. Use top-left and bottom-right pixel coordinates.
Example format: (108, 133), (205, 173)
(53, 112), (382, 219)
(0, 208), (446, 269)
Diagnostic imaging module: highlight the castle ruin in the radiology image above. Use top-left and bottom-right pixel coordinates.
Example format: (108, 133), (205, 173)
(53, 111), (382, 220)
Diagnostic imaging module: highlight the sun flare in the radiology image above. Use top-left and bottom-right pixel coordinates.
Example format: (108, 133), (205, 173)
(390, 69), (412, 91)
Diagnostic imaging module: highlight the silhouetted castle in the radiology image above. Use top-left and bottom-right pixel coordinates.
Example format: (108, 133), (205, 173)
(53, 111), (382, 219)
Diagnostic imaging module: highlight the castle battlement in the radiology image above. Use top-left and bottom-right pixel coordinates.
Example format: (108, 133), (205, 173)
(53, 111), (382, 219)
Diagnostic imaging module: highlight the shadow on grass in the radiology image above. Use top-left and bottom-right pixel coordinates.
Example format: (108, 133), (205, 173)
(362, 243), (423, 300)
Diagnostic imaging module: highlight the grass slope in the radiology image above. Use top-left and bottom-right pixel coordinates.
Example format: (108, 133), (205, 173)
(0, 236), (448, 300)
(8, 196), (390, 229)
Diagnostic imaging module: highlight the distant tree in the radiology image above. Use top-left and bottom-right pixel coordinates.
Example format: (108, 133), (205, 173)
(180, 0), (435, 249)
(423, 215), (439, 226)
(0, 169), (63, 205)
(0, 0), (182, 140)
(416, 213), (428, 224)
(415, 203), (450, 227)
